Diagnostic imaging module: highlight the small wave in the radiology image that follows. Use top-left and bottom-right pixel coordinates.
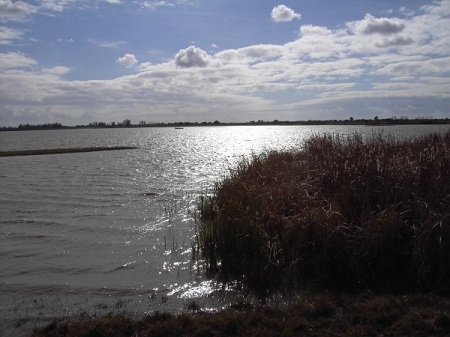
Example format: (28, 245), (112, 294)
(0, 282), (72, 295)
(2, 230), (71, 243)
(4, 232), (48, 240)
(12, 252), (39, 258)
(104, 260), (138, 273)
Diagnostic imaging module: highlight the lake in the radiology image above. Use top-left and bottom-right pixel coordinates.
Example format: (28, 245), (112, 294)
(1, 124), (449, 336)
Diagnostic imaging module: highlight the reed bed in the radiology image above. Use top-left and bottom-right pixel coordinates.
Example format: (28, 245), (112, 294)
(198, 131), (450, 293)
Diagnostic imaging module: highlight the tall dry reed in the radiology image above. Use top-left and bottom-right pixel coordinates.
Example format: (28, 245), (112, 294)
(198, 131), (450, 293)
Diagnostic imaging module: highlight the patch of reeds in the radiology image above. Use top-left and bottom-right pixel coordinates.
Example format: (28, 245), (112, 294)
(198, 131), (450, 293)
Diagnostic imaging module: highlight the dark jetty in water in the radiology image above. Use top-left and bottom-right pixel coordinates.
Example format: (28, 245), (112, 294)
(0, 146), (138, 157)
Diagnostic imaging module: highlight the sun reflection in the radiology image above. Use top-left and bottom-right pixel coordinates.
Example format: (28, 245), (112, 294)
(167, 280), (236, 299)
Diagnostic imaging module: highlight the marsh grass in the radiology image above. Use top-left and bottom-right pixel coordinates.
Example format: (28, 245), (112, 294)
(32, 294), (450, 337)
(198, 131), (450, 293)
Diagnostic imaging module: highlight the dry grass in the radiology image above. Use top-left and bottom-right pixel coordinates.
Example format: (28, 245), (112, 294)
(31, 294), (450, 337)
(198, 131), (450, 293)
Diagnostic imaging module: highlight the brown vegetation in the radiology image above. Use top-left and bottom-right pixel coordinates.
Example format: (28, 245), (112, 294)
(199, 131), (450, 293)
(31, 294), (450, 337)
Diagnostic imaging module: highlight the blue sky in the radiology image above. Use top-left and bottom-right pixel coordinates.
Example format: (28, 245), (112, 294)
(1, 0), (449, 126)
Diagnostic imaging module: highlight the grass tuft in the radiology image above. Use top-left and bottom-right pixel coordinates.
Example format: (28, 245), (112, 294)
(198, 131), (450, 293)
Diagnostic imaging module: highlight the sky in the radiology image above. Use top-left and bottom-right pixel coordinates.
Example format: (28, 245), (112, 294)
(1, 0), (450, 126)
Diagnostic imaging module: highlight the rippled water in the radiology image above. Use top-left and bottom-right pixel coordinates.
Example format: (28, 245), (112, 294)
(1, 124), (449, 336)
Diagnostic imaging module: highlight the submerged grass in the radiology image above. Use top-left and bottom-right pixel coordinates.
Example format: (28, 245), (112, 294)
(198, 131), (450, 293)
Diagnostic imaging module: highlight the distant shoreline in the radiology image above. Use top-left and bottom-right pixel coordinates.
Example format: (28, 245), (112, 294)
(1, 118), (449, 131)
(0, 146), (138, 157)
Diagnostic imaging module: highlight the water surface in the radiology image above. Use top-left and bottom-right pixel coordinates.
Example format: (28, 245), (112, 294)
(1, 124), (449, 336)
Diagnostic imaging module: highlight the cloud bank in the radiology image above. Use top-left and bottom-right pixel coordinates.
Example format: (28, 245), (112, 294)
(0, 1), (449, 126)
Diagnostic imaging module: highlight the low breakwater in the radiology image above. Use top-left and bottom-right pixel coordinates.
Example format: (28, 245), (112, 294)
(0, 146), (138, 157)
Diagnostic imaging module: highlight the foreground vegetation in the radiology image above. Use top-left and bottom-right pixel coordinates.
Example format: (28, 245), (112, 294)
(199, 131), (450, 294)
(31, 294), (450, 337)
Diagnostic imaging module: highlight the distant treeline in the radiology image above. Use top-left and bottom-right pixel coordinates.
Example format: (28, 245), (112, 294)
(1, 117), (449, 131)
(16, 123), (69, 130)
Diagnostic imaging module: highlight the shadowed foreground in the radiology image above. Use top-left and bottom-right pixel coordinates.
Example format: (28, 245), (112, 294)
(32, 294), (450, 337)
(0, 146), (137, 157)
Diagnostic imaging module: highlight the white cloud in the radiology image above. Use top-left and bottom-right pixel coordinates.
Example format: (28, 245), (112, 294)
(375, 56), (450, 77)
(142, 1), (175, 10)
(44, 65), (71, 75)
(0, 0), (30, 14)
(175, 46), (210, 68)
(88, 39), (127, 48)
(399, 6), (415, 17)
(0, 0), (118, 18)
(271, 5), (301, 22)
(216, 44), (284, 64)
(0, 52), (37, 69)
(1, 1), (450, 126)
(0, 0), (34, 20)
(376, 36), (414, 48)
(40, 0), (75, 12)
(0, 26), (24, 44)
(116, 53), (138, 67)
(57, 38), (74, 43)
(349, 14), (406, 35)
(299, 25), (332, 36)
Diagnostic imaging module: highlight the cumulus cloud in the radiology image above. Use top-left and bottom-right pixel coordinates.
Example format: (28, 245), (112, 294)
(175, 46), (210, 68)
(116, 53), (138, 67)
(271, 5), (301, 22)
(352, 14), (405, 35)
